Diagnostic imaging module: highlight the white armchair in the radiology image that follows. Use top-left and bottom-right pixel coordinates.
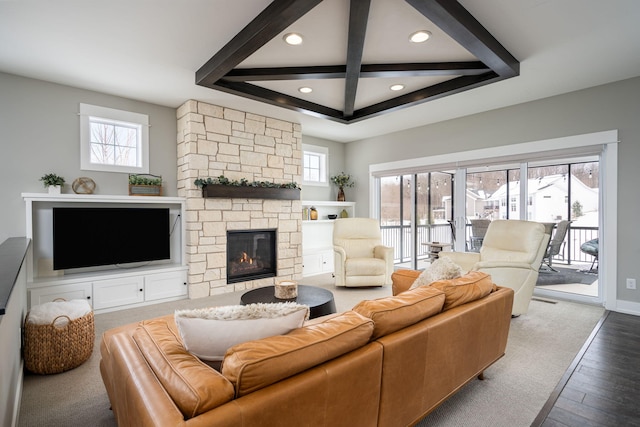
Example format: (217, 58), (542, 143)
(333, 218), (394, 287)
(439, 220), (549, 316)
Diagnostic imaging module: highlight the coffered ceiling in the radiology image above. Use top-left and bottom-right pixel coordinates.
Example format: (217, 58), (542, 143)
(0, 0), (639, 142)
(196, 0), (519, 124)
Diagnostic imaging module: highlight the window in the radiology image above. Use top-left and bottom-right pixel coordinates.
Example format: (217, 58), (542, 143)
(302, 144), (328, 186)
(80, 103), (149, 173)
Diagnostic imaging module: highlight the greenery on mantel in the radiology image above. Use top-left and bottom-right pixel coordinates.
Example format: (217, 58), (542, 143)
(195, 176), (300, 200)
(194, 175), (300, 189)
(39, 173), (65, 187)
(129, 174), (162, 186)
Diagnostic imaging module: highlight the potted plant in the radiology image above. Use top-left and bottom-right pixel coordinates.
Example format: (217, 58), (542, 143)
(129, 174), (163, 196)
(330, 172), (355, 202)
(40, 173), (65, 195)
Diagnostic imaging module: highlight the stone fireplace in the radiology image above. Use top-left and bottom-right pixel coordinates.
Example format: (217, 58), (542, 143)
(226, 229), (276, 284)
(176, 100), (302, 298)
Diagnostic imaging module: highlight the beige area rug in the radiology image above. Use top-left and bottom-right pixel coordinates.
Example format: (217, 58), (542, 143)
(18, 274), (604, 427)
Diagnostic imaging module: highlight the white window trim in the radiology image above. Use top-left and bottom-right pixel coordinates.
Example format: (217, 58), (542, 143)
(79, 103), (149, 174)
(302, 143), (329, 187)
(370, 130), (619, 312)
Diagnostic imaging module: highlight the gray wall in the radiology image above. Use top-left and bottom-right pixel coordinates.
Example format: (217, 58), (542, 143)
(345, 76), (640, 306)
(300, 135), (348, 202)
(0, 72), (178, 244)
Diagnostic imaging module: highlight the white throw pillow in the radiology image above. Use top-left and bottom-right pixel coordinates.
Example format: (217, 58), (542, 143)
(175, 302), (309, 361)
(410, 257), (462, 289)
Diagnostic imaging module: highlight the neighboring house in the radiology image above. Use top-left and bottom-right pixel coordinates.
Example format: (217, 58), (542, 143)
(487, 174), (598, 222)
(442, 188), (494, 223)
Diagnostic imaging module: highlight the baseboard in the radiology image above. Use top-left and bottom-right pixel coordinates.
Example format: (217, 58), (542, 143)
(613, 299), (640, 316)
(11, 360), (23, 427)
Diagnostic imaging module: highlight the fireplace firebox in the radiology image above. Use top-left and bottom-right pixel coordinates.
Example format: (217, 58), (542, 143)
(227, 229), (277, 284)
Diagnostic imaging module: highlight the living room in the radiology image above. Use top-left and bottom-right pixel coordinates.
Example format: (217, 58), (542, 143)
(1, 1), (640, 426)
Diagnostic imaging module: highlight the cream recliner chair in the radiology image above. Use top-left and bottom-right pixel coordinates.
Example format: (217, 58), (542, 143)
(333, 218), (394, 287)
(439, 219), (549, 316)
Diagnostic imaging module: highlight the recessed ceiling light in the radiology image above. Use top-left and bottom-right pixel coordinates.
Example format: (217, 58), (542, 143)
(409, 30), (431, 43)
(390, 84), (405, 91)
(283, 33), (303, 45)
(298, 87), (313, 94)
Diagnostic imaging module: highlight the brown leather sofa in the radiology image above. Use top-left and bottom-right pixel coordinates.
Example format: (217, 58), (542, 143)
(100, 271), (513, 427)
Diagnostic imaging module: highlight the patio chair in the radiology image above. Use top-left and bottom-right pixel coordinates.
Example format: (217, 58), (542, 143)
(580, 238), (599, 272)
(541, 220), (572, 272)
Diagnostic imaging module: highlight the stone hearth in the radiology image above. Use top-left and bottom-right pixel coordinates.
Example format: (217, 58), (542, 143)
(177, 100), (302, 298)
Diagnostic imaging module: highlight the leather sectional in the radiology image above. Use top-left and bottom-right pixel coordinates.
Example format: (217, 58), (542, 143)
(100, 271), (513, 426)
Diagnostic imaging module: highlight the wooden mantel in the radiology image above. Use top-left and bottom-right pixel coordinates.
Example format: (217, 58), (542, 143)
(201, 185), (300, 200)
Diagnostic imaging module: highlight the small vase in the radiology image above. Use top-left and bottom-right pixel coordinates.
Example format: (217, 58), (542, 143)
(337, 187), (345, 202)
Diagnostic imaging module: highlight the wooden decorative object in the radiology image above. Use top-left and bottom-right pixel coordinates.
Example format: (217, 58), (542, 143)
(201, 185), (300, 200)
(129, 184), (162, 196)
(129, 174), (163, 196)
(274, 281), (298, 299)
(72, 177), (96, 194)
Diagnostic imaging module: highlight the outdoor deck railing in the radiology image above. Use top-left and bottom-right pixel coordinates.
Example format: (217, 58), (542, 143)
(381, 223), (598, 266)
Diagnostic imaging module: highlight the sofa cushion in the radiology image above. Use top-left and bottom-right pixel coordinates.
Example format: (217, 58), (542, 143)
(174, 302), (309, 361)
(352, 286), (445, 340)
(131, 318), (235, 419)
(428, 271), (496, 310)
(222, 311), (374, 397)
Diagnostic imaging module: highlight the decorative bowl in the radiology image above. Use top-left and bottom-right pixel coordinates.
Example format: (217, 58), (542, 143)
(327, 214), (338, 219)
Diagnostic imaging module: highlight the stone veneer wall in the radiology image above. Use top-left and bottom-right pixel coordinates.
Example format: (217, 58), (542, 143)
(176, 100), (303, 298)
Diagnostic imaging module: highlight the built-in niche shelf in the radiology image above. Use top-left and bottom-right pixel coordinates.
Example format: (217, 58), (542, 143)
(301, 201), (356, 277)
(22, 193), (188, 313)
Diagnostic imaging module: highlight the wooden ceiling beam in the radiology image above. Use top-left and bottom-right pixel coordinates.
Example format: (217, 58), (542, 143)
(359, 62), (490, 78)
(343, 0), (371, 117)
(213, 80), (346, 122)
(195, 0), (520, 123)
(352, 72), (500, 122)
(222, 62), (489, 82)
(196, 0), (322, 87)
(404, 0), (519, 77)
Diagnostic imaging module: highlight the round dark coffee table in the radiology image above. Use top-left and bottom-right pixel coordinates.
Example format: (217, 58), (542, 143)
(240, 285), (336, 319)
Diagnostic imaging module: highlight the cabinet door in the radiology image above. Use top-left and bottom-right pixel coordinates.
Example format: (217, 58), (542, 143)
(145, 270), (188, 301)
(93, 276), (144, 310)
(321, 251), (334, 273)
(29, 283), (92, 309)
(302, 253), (323, 277)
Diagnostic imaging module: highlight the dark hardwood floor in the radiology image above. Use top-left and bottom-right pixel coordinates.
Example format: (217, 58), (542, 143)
(533, 311), (640, 427)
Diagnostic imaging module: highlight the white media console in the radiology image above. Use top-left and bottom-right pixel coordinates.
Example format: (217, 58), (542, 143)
(22, 193), (188, 313)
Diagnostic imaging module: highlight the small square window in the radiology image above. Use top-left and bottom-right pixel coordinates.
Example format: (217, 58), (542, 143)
(302, 144), (328, 186)
(80, 103), (149, 174)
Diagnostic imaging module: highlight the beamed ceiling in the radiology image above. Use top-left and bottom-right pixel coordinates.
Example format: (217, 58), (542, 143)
(196, 0), (519, 124)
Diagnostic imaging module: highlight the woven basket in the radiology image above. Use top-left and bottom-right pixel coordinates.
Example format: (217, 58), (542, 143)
(23, 311), (95, 375)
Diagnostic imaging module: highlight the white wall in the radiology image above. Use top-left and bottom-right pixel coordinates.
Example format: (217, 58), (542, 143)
(0, 72), (178, 244)
(300, 135), (348, 202)
(345, 76), (640, 307)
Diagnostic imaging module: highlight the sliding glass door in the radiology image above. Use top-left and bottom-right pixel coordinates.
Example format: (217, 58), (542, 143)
(380, 172), (453, 269)
(377, 158), (600, 299)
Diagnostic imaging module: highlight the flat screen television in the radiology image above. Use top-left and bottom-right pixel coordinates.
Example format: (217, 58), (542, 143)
(53, 207), (171, 270)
